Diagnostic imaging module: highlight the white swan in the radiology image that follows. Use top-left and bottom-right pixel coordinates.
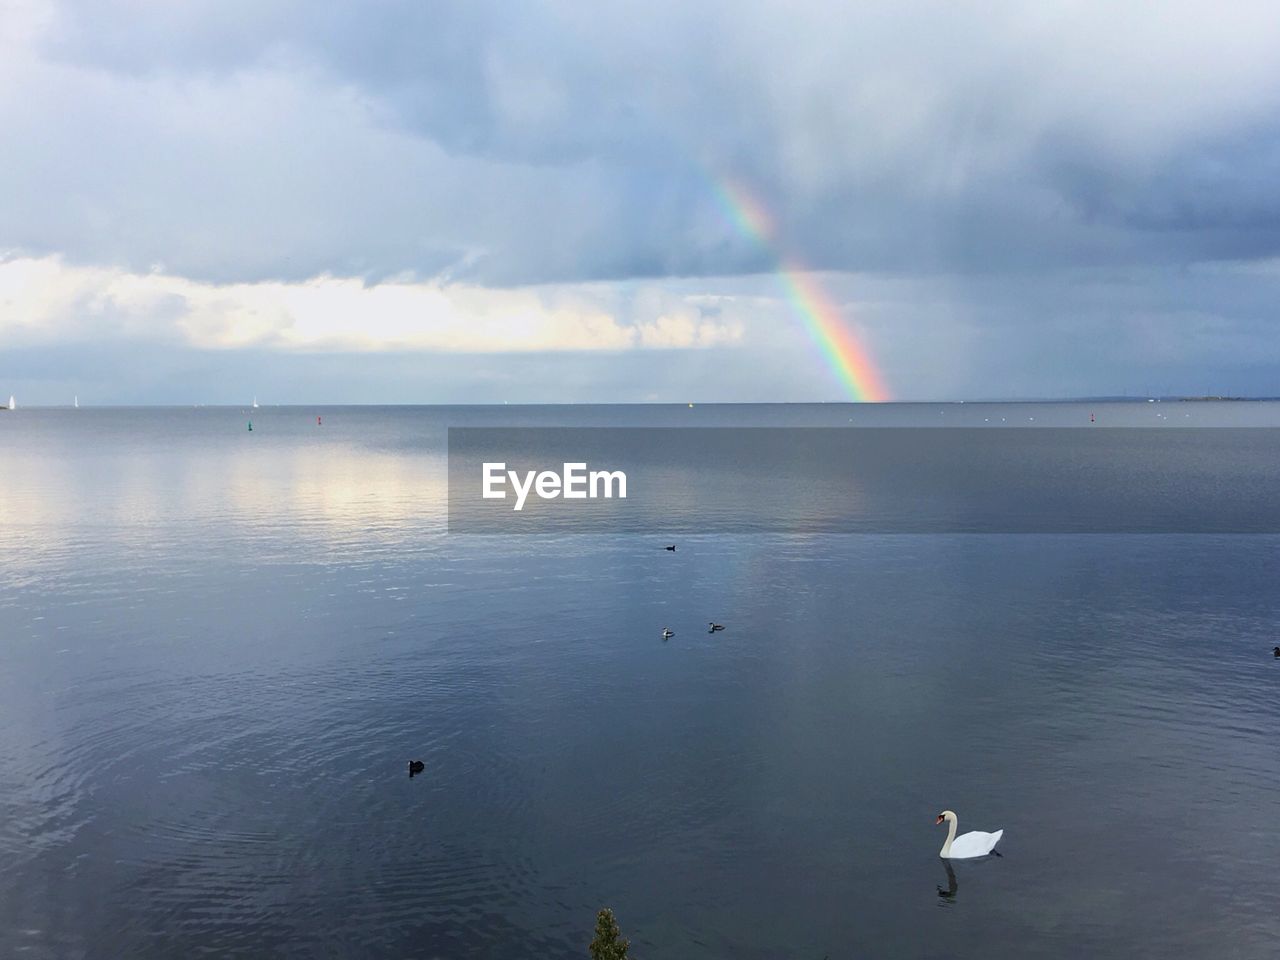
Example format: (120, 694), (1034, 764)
(936, 810), (1003, 859)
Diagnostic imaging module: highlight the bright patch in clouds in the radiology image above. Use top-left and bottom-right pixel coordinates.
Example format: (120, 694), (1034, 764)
(0, 256), (743, 353)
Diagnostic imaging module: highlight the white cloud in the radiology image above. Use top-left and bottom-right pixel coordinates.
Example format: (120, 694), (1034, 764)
(0, 255), (743, 352)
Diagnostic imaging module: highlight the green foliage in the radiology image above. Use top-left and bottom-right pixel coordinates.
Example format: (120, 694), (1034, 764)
(589, 907), (631, 959)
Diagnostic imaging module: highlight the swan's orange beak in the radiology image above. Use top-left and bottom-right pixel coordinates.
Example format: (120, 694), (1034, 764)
(935, 814), (944, 825)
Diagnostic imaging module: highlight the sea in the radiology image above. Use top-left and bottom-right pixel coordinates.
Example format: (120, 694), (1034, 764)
(2, 402), (1280, 959)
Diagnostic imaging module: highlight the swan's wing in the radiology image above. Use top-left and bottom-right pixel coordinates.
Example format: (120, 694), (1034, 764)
(949, 829), (1003, 858)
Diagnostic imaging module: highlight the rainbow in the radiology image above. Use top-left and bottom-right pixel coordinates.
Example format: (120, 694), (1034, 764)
(709, 175), (890, 402)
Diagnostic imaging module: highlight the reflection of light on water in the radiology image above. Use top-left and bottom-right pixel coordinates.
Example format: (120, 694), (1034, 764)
(219, 446), (448, 540)
(0, 442), (449, 577)
(0, 457), (75, 531)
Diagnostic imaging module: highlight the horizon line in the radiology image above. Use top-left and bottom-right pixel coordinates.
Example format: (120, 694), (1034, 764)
(4, 396), (1277, 409)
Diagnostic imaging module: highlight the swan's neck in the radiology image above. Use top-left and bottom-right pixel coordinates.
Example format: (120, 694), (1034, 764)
(940, 816), (958, 857)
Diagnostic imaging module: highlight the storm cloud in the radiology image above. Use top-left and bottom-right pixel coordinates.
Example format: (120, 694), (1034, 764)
(2, 0), (1279, 401)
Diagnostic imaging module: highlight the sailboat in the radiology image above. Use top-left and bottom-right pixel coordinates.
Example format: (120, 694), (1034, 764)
(74, 395), (79, 409)
(6, 395), (13, 411)
(252, 396), (259, 408)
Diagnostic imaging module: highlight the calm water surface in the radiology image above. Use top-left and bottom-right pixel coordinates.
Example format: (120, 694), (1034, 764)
(2, 403), (1280, 958)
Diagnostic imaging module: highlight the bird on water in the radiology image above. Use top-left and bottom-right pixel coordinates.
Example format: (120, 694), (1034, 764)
(664, 545), (676, 551)
(408, 760), (425, 778)
(708, 622), (725, 633)
(935, 810), (1003, 859)
(662, 628), (674, 639)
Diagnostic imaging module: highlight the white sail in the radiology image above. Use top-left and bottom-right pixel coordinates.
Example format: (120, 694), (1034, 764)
(252, 396), (259, 408)
(74, 395), (79, 408)
(7, 395), (13, 411)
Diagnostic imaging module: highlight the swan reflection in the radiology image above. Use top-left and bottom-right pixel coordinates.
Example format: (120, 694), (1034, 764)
(936, 859), (957, 901)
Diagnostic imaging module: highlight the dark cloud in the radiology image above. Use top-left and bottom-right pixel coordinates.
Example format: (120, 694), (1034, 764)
(3, 1), (1280, 399)
(17, 0), (1279, 286)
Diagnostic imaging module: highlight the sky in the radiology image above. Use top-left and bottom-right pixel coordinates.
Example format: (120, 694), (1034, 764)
(2, 0), (1280, 403)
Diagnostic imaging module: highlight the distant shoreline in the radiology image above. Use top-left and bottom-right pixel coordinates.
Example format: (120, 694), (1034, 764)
(3, 397), (1278, 407)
